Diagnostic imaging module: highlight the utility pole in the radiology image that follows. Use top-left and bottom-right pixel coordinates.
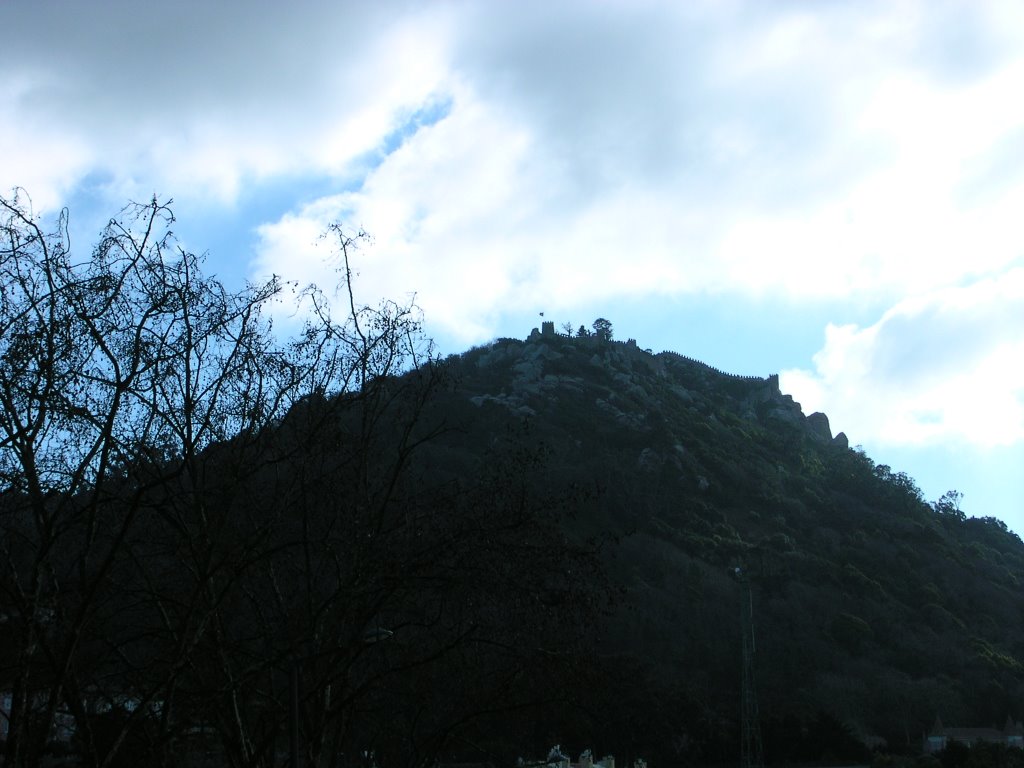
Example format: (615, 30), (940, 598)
(732, 567), (764, 768)
(290, 661), (301, 768)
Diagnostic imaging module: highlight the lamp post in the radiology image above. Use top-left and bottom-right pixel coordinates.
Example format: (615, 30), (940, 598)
(290, 661), (301, 768)
(731, 567), (764, 768)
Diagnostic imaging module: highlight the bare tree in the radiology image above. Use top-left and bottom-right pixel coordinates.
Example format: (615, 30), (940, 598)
(0, 191), (605, 768)
(0, 191), (430, 766)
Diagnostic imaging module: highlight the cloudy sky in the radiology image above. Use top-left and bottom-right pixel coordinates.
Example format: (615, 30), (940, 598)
(3, 1), (1022, 530)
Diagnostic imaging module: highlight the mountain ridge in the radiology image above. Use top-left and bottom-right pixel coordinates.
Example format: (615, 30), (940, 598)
(497, 322), (843, 437)
(424, 325), (1024, 764)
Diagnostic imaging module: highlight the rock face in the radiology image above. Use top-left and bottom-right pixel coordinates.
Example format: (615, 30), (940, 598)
(806, 412), (833, 443)
(467, 332), (853, 458)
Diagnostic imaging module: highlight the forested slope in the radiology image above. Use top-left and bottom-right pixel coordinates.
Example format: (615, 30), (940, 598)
(425, 332), (1024, 765)
(5, 190), (1021, 768)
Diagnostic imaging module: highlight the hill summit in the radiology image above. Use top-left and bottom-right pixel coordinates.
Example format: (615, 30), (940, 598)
(427, 322), (1024, 764)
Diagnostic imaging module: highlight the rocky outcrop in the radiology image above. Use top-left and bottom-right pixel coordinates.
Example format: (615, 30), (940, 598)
(765, 394), (804, 426)
(490, 331), (853, 454)
(806, 412), (833, 444)
(469, 393), (536, 417)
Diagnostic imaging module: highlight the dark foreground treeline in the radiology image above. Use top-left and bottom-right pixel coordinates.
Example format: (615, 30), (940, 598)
(0, 193), (607, 768)
(6, 192), (1024, 768)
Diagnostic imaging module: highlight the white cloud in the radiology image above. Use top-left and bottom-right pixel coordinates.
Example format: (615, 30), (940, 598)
(250, 86), (550, 342)
(5, 1), (1024, 345)
(0, 2), (455, 207)
(780, 269), (1024, 449)
(239, 1), (1024, 343)
(3, 0), (1022, 530)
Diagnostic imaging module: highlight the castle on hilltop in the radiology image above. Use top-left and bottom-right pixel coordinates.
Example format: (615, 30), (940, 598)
(530, 320), (629, 345)
(527, 320), (779, 392)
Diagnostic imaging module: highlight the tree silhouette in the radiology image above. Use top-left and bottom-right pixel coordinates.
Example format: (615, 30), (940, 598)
(0, 190), (604, 768)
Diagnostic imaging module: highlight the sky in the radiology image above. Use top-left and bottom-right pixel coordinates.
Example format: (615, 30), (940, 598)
(2, 1), (1022, 531)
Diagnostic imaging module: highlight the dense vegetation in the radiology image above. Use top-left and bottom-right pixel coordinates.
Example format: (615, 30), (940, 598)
(428, 333), (1024, 766)
(3, 192), (1022, 768)
(0, 194), (604, 768)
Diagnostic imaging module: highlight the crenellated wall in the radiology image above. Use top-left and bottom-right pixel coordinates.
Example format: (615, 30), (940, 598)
(655, 350), (772, 385)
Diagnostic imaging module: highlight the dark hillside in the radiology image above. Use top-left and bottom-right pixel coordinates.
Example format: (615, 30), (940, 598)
(419, 329), (1024, 765)
(9, 193), (1014, 768)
